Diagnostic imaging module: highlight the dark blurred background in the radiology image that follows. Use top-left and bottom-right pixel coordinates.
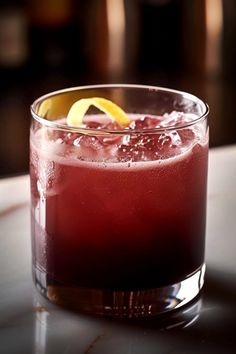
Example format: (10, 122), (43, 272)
(0, 0), (236, 177)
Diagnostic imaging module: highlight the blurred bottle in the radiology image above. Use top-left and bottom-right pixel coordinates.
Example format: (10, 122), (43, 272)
(77, 0), (110, 83)
(138, 0), (184, 75)
(29, 0), (72, 73)
(0, 0), (28, 83)
(28, 0), (86, 81)
(222, 0), (236, 80)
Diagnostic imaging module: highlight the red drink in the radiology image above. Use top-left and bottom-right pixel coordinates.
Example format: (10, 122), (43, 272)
(30, 85), (209, 317)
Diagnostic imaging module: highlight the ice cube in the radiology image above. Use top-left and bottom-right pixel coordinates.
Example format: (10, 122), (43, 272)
(129, 116), (162, 130)
(162, 111), (185, 127)
(78, 135), (104, 151)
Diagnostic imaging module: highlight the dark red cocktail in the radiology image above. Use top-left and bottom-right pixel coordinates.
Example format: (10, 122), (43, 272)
(30, 85), (209, 317)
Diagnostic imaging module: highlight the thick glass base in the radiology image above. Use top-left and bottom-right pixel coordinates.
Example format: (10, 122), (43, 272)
(33, 264), (205, 318)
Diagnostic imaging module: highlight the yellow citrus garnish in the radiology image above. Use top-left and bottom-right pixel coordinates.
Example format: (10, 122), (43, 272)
(38, 98), (52, 118)
(67, 97), (130, 127)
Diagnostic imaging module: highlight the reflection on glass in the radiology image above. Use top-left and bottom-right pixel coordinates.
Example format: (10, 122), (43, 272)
(33, 292), (202, 354)
(34, 300), (48, 354)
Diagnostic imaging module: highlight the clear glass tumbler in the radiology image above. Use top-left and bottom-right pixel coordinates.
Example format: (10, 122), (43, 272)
(30, 84), (209, 317)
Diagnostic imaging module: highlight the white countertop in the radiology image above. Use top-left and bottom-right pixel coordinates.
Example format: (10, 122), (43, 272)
(0, 145), (236, 354)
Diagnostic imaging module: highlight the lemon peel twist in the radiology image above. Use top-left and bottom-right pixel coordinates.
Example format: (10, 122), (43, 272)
(67, 97), (130, 127)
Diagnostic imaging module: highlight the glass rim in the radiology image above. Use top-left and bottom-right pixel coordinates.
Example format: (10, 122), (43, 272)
(30, 84), (209, 135)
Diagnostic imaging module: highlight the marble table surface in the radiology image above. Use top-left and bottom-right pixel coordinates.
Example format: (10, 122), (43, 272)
(0, 145), (236, 354)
